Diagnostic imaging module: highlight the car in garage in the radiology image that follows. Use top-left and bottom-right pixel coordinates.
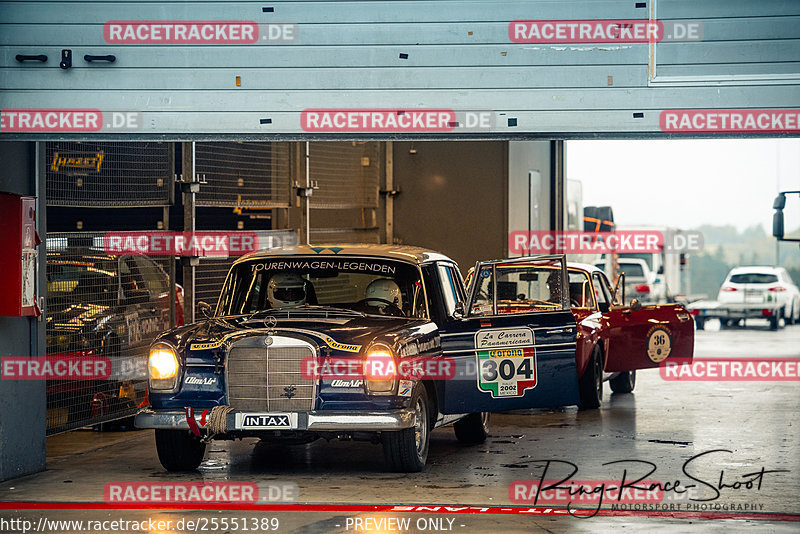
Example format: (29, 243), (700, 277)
(46, 248), (184, 429)
(136, 246), (693, 472)
(467, 261), (695, 403)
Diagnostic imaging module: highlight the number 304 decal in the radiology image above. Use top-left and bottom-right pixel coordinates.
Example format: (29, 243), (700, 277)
(474, 328), (537, 398)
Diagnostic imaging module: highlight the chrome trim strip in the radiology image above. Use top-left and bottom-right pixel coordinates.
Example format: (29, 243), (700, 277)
(135, 408), (414, 431)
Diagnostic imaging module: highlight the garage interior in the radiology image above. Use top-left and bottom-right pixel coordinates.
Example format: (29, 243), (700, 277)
(1, 0), (799, 531)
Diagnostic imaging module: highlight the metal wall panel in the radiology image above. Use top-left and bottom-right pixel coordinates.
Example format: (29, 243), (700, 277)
(0, 0), (798, 139)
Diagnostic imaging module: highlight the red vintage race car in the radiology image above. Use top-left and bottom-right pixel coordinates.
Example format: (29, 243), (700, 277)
(465, 257), (694, 408)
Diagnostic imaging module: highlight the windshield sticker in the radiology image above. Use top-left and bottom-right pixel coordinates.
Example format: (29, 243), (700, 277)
(325, 336), (361, 353)
(249, 260), (396, 275)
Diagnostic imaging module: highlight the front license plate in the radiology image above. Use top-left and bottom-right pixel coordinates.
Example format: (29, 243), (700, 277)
(234, 412), (298, 430)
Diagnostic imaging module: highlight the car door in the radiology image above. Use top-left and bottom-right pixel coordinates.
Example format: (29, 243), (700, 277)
(438, 255), (579, 414)
(596, 271), (694, 372)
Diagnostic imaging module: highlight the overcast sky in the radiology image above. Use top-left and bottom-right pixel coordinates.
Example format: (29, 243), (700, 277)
(567, 138), (800, 233)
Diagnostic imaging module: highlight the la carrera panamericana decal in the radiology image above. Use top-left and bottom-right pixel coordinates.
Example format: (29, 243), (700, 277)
(474, 327), (537, 397)
(646, 325), (672, 363)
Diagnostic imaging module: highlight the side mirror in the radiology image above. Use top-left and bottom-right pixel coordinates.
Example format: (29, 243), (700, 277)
(773, 209), (785, 239)
(453, 301), (465, 318)
(773, 193), (786, 210)
(657, 265), (664, 275)
(630, 298), (643, 312)
(197, 301), (213, 319)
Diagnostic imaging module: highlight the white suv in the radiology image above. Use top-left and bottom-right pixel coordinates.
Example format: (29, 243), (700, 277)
(717, 266), (800, 330)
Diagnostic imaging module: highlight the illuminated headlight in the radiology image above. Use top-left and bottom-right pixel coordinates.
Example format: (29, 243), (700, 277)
(363, 343), (397, 395)
(148, 342), (179, 390)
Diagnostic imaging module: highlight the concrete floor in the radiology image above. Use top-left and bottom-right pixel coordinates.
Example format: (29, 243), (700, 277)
(1, 318), (799, 533)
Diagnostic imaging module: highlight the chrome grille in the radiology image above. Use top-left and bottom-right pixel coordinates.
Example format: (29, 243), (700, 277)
(227, 337), (316, 412)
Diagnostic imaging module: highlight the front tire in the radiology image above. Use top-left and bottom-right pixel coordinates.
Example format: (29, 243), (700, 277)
(453, 412), (490, 444)
(382, 384), (430, 472)
(578, 347), (603, 410)
(155, 429), (207, 471)
(609, 370), (636, 394)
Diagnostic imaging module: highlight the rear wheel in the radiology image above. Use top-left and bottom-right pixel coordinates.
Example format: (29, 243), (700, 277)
(454, 412), (490, 444)
(769, 314), (779, 331)
(382, 384), (430, 472)
(578, 347), (603, 410)
(610, 370), (636, 394)
(155, 429), (207, 471)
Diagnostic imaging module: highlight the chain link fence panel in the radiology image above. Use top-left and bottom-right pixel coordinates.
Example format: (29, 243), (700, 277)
(45, 142), (172, 207)
(195, 142), (292, 209)
(309, 142), (381, 210)
(45, 232), (180, 434)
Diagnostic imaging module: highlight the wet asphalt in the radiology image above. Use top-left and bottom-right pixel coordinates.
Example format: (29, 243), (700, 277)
(1, 318), (798, 533)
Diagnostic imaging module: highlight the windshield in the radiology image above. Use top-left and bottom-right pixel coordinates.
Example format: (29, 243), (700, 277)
(602, 252), (654, 271)
(47, 260), (118, 306)
(217, 256), (427, 318)
(470, 259), (568, 315)
(729, 273), (779, 284)
(617, 262), (645, 278)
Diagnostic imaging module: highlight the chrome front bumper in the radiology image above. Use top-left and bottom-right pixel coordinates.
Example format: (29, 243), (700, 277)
(135, 408), (415, 432)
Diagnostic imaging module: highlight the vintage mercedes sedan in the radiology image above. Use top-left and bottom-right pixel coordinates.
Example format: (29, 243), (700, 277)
(136, 246), (693, 472)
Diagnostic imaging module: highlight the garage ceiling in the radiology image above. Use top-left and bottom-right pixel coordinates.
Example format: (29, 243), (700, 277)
(0, 0), (798, 139)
